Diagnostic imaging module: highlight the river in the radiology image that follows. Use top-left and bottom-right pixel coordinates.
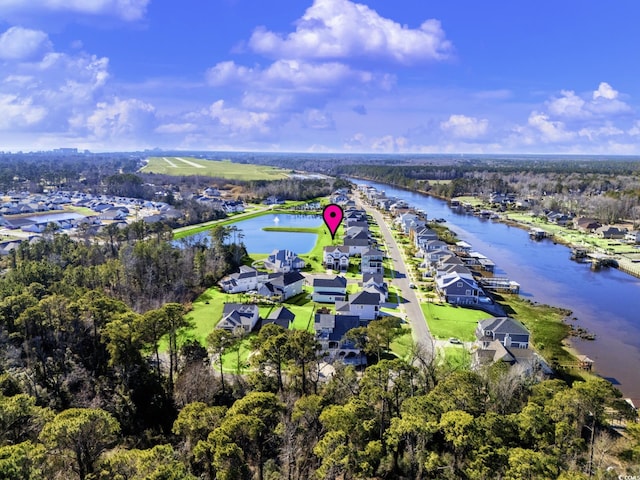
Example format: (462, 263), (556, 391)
(350, 178), (640, 405)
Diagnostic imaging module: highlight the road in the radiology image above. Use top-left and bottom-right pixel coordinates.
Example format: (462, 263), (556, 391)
(357, 198), (434, 356)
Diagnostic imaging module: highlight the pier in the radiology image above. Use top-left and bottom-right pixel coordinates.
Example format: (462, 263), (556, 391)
(478, 277), (520, 293)
(529, 227), (549, 240)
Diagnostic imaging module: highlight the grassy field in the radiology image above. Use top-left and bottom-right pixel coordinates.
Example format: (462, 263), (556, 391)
(421, 303), (490, 341)
(141, 157), (289, 180)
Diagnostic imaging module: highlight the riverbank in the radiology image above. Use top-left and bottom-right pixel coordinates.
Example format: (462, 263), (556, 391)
(351, 177), (632, 393)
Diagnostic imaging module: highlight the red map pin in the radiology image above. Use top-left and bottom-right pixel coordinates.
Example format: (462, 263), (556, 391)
(323, 204), (344, 240)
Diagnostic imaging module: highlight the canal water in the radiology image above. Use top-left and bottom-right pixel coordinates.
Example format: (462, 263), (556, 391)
(351, 178), (640, 404)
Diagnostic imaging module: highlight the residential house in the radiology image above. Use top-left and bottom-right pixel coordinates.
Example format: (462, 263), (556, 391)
(625, 230), (640, 244)
(263, 196), (285, 205)
(361, 248), (384, 275)
(476, 317), (530, 348)
(312, 276), (347, 303)
(422, 240), (450, 262)
(596, 226), (627, 239)
(217, 304), (260, 332)
(335, 291), (380, 320)
(314, 313), (366, 365)
(472, 317), (534, 371)
(264, 249), (306, 272)
(574, 217), (602, 232)
(259, 271), (305, 301)
(219, 266), (268, 294)
(435, 272), (483, 305)
(263, 306), (295, 329)
(343, 229), (370, 255)
(362, 273), (388, 302)
(323, 246), (350, 271)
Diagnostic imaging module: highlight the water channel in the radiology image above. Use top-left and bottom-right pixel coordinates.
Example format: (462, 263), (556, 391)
(350, 178), (640, 405)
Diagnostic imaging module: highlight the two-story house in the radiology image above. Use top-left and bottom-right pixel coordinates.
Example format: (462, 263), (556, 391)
(263, 249), (306, 273)
(323, 246), (350, 271)
(312, 276), (347, 303)
(219, 266), (268, 294)
(335, 291), (380, 321)
(361, 248), (385, 275)
(217, 304), (260, 332)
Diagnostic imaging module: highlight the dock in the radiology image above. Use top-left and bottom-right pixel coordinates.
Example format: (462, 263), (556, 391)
(478, 277), (520, 293)
(529, 227), (548, 240)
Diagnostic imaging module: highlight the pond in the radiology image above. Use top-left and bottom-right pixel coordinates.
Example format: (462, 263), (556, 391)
(185, 214), (322, 254)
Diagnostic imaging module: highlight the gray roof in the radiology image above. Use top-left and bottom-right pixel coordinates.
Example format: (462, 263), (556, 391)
(313, 276), (347, 288)
(478, 317), (529, 336)
(348, 291), (380, 306)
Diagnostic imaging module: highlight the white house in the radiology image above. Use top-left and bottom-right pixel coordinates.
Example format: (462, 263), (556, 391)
(219, 266), (268, 294)
(263, 249), (306, 273)
(217, 304), (260, 332)
(258, 271), (305, 301)
(335, 291), (380, 320)
(361, 248), (385, 275)
(323, 246), (350, 271)
(312, 276), (347, 303)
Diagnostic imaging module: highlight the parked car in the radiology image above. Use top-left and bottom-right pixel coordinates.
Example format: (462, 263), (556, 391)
(448, 337), (462, 344)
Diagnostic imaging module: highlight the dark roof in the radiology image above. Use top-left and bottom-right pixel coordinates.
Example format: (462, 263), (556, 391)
(363, 273), (384, 285)
(313, 276), (347, 288)
(349, 291), (380, 306)
(263, 306), (295, 329)
(222, 303), (259, 316)
(268, 271), (305, 287)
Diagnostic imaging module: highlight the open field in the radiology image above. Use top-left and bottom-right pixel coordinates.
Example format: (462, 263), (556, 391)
(421, 303), (490, 341)
(141, 157), (290, 180)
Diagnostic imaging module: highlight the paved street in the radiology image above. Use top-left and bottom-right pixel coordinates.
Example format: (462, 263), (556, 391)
(357, 198), (435, 356)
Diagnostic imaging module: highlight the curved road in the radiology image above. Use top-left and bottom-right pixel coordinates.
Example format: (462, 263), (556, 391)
(358, 198), (434, 357)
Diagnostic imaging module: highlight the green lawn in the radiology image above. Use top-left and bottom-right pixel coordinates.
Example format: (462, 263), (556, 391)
(390, 329), (413, 360)
(141, 157), (289, 180)
(442, 346), (471, 370)
(182, 288), (229, 341)
(220, 335), (255, 373)
(421, 303), (490, 341)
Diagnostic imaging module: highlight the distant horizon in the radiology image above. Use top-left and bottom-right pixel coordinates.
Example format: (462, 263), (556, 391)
(5, 148), (640, 161)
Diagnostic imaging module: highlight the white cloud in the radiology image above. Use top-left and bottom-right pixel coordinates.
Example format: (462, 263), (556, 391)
(527, 111), (575, 143)
(196, 99), (273, 136)
(0, 0), (149, 22)
(546, 82), (632, 121)
(593, 82), (618, 100)
(302, 109), (334, 129)
(85, 97), (156, 139)
(440, 114), (488, 139)
(0, 26), (51, 60)
(249, 0), (452, 64)
(154, 122), (198, 134)
(629, 121), (640, 137)
(0, 93), (47, 128)
(207, 59), (380, 92)
(547, 90), (588, 119)
(578, 124), (623, 141)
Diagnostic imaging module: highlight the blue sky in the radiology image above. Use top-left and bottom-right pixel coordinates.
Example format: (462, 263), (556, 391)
(2, 0), (640, 154)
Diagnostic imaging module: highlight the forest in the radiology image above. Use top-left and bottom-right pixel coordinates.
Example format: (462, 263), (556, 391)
(0, 153), (639, 479)
(0, 229), (638, 479)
